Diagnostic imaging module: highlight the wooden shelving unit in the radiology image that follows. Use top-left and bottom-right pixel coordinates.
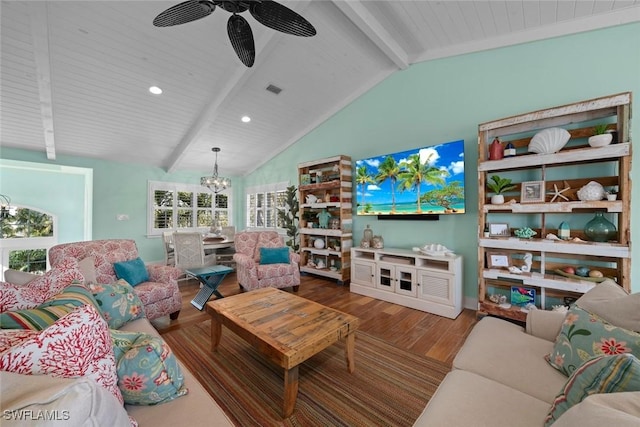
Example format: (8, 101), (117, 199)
(298, 155), (353, 284)
(477, 92), (632, 322)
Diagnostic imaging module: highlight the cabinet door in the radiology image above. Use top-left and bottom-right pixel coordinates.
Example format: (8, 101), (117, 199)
(417, 269), (453, 305)
(352, 260), (375, 287)
(394, 265), (417, 297)
(376, 262), (396, 292)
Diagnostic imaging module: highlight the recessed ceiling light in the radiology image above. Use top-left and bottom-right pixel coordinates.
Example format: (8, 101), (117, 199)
(149, 86), (163, 95)
(241, 116), (251, 123)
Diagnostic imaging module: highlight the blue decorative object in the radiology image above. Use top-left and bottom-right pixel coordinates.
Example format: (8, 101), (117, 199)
(514, 227), (537, 239)
(558, 221), (570, 240)
(113, 257), (149, 286)
(259, 247), (290, 265)
(575, 266), (590, 277)
(510, 286), (535, 306)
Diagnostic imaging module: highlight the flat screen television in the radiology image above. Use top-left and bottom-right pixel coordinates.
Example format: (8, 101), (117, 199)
(355, 139), (465, 217)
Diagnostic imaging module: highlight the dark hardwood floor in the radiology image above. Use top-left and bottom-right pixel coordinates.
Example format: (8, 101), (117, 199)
(153, 273), (478, 366)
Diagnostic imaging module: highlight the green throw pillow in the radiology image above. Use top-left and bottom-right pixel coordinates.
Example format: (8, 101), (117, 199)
(113, 257), (149, 286)
(89, 279), (145, 329)
(545, 353), (640, 426)
(547, 305), (640, 376)
(259, 247), (290, 265)
(0, 304), (77, 330)
(110, 329), (188, 406)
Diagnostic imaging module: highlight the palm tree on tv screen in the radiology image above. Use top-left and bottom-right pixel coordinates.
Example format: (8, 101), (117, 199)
(376, 156), (400, 213)
(356, 165), (375, 213)
(397, 153), (446, 213)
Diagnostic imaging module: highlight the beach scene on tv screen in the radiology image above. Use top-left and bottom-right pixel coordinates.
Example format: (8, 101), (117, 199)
(355, 140), (465, 215)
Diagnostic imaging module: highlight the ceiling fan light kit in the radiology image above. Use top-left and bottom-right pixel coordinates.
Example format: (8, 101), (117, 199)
(153, 0), (316, 67)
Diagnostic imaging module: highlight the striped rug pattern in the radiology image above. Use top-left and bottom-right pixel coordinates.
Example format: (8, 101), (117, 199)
(162, 320), (450, 426)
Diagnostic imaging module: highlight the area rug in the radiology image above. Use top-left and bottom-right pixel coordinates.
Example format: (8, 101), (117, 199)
(162, 320), (450, 426)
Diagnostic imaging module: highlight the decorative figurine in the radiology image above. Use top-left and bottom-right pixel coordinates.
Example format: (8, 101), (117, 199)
(514, 227), (537, 239)
(316, 209), (331, 228)
(558, 221), (570, 240)
(504, 142), (516, 157)
(489, 137), (504, 160)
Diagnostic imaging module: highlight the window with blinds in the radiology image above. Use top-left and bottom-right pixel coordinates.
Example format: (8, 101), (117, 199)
(148, 181), (232, 236)
(245, 184), (288, 230)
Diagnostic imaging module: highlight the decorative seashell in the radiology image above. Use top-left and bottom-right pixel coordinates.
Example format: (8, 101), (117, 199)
(528, 127), (571, 154)
(577, 181), (605, 201)
(545, 233), (561, 240)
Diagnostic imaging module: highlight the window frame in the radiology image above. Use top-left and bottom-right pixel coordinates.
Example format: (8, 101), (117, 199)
(147, 180), (232, 237)
(245, 181), (290, 232)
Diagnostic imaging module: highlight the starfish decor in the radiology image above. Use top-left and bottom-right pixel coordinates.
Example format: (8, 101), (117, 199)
(548, 181), (571, 203)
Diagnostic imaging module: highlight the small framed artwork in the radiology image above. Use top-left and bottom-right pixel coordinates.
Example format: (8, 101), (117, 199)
(300, 174), (311, 185)
(521, 180), (545, 203)
(486, 251), (511, 269)
(510, 286), (536, 306)
(488, 223), (510, 237)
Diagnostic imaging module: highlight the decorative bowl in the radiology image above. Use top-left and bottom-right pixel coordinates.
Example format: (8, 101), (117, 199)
(588, 133), (613, 147)
(413, 244), (453, 256)
(577, 181), (605, 201)
(528, 127), (570, 154)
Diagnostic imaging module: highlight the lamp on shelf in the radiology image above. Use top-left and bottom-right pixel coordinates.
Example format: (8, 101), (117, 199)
(200, 147), (231, 194)
(0, 194), (12, 219)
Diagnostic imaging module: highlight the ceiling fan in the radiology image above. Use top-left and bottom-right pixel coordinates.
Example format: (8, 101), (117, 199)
(153, 0), (316, 67)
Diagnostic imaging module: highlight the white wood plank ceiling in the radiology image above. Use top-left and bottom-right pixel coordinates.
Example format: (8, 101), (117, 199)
(2, 1), (639, 176)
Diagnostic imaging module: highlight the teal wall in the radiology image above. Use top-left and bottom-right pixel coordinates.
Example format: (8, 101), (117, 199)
(244, 23), (640, 297)
(1, 23), (638, 297)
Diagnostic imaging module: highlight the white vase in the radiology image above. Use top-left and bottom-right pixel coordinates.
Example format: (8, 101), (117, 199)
(588, 133), (613, 147)
(491, 194), (504, 204)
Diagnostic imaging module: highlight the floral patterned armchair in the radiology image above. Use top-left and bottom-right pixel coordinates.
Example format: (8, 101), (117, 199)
(232, 231), (300, 292)
(49, 239), (182, 320)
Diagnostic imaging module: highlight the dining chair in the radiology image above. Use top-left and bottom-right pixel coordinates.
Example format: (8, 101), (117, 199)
(216, 226), (236, 267)
(162, 231), (176, 266)
(173, 232), (217, 280)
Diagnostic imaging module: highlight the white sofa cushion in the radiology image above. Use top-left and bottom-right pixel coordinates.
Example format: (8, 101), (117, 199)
(552, 391), (640, 427)
(0, 371), (131, 427)
(453, 316), (567, 403)
(413, 370), (550, 427)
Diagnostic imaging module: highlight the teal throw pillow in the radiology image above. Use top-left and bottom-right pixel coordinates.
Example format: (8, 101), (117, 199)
(113, 257), (149, 286)
(547, 305), (640, 376)
(110, 329), (188, 406)
(89, 279), (146, 329)
(259, 247), (290, 265)
(544, 353), (640, 426)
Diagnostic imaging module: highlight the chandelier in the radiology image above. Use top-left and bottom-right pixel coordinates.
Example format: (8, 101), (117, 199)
(200, 147), (231, 194)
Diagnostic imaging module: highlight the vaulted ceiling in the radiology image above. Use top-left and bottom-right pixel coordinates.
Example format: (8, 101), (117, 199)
(2, 1), (639, 177)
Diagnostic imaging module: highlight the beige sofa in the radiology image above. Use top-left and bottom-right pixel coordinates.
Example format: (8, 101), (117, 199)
(414, 280), (640, 426)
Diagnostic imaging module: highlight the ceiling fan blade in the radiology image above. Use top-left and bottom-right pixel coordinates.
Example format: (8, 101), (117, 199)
(227, 15), (255, 67)
(249, 0), (316, 37)
(153, 0), (215, 27)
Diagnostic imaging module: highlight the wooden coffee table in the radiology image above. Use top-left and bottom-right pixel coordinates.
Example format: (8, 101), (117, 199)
(205, 287), (360, 417)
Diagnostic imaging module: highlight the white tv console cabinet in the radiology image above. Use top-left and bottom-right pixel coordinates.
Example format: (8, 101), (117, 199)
(350, 247), (463, 319)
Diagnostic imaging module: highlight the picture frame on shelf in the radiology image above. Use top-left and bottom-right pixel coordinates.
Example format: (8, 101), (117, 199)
(300, 174), (311, 186)
(486, 251), (511, 269)
(488, 223), (510, 237)
(521, 180), (545, 203)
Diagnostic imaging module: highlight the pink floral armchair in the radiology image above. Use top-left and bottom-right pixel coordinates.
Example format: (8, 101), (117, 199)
(232, 231), (300, 292)
(49, 239), (182, 320)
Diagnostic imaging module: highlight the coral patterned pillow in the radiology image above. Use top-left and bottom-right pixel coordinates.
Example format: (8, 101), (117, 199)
(0, 258), (85, 313)
(89, 251), (128, 284)
(547, 305), (640, 376)
(0, 304), (123, 405)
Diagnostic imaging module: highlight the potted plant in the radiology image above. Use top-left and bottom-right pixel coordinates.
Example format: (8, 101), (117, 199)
(588, 124), (613, 147)
(487, 175), (516, 204)
(605, 186), (618, 201)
